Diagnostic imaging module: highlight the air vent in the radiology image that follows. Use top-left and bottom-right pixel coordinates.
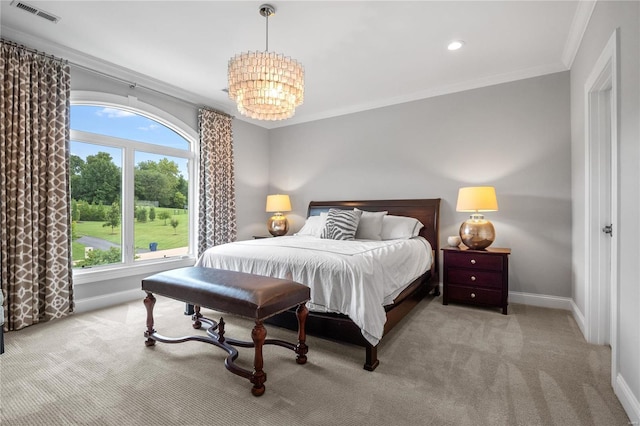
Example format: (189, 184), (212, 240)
(10, 1), (60, 23)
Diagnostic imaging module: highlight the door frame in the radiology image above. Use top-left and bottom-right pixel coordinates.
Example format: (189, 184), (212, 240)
(583, 29), (619, 386)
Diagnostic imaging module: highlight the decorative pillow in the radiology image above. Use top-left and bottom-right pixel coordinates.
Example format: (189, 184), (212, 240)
(320, 209), (362, 240)
(295, 213), (327, 237)
(380, 215), (424, 240)
(354, 209), (387, 240)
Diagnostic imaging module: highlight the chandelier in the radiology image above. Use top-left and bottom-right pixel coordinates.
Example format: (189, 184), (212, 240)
(228, 4), (304, 121)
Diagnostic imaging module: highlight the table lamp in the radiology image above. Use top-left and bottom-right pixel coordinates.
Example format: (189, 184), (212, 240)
(456, 186), (499, 250)
(266, 194), (292, 236)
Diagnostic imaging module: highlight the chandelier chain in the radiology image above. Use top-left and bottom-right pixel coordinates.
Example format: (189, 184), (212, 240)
(265, 12), (269, 52)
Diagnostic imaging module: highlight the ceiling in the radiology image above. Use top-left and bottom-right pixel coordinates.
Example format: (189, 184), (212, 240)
(0, 1), (591, 129)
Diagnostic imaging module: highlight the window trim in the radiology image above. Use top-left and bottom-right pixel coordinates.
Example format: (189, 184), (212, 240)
(70, 91), (199, 283)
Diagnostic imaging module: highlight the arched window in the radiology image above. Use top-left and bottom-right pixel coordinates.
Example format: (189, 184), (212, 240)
(70, 97), (197, 275)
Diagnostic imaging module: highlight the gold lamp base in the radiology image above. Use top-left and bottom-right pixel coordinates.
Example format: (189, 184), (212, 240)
(459, 214), (495, 250)
(267, 213), (289, 236)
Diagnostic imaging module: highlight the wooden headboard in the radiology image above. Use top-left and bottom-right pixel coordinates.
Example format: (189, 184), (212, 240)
(308, 198), (441, 280)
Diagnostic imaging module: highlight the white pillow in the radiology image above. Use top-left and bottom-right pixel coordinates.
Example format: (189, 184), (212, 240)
(354, 209), (387, 240)
(295, 213), (327, 237)
(381, 215), (424, 240)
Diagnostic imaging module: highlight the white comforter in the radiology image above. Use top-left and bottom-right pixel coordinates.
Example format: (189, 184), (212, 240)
(195, 235), (432, 345)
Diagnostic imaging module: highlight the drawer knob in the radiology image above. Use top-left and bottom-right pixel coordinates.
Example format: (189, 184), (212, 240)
(470, 259), (476, 264)
(471, 293), (476, 298)
(470, 275), (476, 281)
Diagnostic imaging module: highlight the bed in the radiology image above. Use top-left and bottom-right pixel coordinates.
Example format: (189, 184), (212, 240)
(196, 198), (441, 370)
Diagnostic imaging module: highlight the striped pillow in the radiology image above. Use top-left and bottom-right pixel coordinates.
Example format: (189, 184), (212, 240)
(320, 209), (362, 240)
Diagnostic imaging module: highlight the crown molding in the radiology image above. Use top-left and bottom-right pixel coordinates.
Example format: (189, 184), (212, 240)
(1, 26), (233, 117)
(2, 22), (577, 131)
(272, 62), (568, 129)
(561, 0), (597, 68)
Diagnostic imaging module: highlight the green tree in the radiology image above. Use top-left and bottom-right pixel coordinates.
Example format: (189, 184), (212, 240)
(71, 199), (81, 222)
(135, 159), (184, 208)
(176, 176), (188, 204)
(69, 155), (85, 201)
(173, 192), (186, 209)
(158, 211), (171, 225)
(73, 152), (121, 205)
(170, 218), (179, 234)
(77, 201), (107, 221)
(149, 207), (156, 221)
(71, 221), (78, 240)
(102, 202), (121, 234)
(135, 169), (172, 206)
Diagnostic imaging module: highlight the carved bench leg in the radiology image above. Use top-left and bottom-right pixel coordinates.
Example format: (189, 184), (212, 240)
(143, 292), (156, 347)
(250, 321), (267, 396)
(295, 303), (309, 364)
(192, 305), (202, 329)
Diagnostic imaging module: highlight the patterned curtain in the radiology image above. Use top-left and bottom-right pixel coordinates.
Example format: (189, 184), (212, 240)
(197, 108), (236, 256)
(0, 41), (73, 332)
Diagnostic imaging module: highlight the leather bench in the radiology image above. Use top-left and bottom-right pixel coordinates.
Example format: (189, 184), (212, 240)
(142, 266), (310, 396)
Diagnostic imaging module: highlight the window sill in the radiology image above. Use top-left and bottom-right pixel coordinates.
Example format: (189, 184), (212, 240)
(72, 256), (196, 285)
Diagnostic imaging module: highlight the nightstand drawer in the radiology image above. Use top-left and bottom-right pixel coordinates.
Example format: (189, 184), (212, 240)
(447, 285), (502, 306)
(445, 251), (504, 271)
(447, 268), (503, 289)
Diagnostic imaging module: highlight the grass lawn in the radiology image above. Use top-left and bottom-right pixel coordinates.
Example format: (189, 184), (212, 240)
(73, 209), (189, 261)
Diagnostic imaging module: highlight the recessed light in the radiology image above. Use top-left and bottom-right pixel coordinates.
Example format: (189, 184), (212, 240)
(448, 40), (464, 51)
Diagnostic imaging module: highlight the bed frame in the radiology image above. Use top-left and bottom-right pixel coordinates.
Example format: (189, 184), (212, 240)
(265, 198), (441, 371)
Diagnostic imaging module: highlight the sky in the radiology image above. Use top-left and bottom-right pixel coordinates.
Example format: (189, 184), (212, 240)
(70, 105), (189, 177)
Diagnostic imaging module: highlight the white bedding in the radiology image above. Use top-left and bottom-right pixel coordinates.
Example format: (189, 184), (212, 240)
(195, 235), (432, 346)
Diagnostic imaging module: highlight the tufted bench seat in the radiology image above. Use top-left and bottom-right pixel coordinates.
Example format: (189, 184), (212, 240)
(142, 267), (310, 396)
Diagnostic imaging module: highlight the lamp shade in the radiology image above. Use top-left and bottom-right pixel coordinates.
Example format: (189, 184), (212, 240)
(456, 186), (498, 212)
(266, 194), (291, 213)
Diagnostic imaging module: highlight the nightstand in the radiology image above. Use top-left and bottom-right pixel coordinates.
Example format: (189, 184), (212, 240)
(442, 247), (511, 314)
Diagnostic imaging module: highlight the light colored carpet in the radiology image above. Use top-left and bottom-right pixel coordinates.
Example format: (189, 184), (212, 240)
(0, 295), (629, 425)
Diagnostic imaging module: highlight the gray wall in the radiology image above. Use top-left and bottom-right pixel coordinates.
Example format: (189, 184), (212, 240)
(269, 72), (572, 299)
(570, 0), (640, 420)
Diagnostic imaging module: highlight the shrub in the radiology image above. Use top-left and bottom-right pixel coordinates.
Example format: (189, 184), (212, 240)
(136, 207), (148, 223)
(76, 247), (121, 267)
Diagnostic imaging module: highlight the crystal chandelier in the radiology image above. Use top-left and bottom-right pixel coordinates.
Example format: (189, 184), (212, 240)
(228, 4), (304, 121)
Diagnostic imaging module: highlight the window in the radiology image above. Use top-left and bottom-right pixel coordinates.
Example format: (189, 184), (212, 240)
(70, 104), (195, 271)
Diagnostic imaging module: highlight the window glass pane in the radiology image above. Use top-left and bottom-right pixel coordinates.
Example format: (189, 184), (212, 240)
(70, 142), (123, 268)
(70, 103), (193, 271)
(134, 152), (189, 261)
(71, 105), (188, 150)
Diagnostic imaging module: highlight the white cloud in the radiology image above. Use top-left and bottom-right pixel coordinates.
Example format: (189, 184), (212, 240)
(96, 107), (135, 118)
(137, 124), (159, 131)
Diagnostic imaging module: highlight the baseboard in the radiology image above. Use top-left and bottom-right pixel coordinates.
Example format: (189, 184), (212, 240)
(74, 288), (143, 314)
(570, 299), (587, 337)
(615, 373), (640, 424)
(508, 291), (572, 310)
(78, 287), (572, 314)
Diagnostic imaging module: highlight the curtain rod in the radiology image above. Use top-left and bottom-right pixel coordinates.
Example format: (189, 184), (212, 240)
(70, 61), (233, 119)
(1, 38), (67, 64)
(1, 38), (233, 119)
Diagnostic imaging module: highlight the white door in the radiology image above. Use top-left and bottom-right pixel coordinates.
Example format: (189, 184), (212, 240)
(584, 29), (618, 385)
